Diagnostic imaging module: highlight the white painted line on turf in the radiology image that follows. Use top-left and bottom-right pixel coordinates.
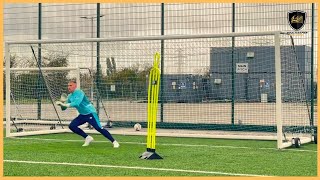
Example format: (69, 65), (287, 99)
(4, 159), (274, 177)
(8, 137), (317, 153)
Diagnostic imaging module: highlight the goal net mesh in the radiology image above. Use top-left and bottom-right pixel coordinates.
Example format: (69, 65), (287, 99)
(5, 33), (313, 147)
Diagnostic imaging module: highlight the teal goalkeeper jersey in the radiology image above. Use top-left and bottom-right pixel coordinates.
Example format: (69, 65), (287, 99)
(67, 88), (96, 115)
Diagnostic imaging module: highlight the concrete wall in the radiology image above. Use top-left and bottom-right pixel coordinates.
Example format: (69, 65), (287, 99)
(209, 45), (312, 102)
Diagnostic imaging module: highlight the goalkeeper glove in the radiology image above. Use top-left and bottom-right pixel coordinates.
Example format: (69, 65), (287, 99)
(60, 93), (68, 103)
(55, 101), (70, 111)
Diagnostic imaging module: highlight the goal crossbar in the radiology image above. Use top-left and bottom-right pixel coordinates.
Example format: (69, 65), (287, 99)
(5, 31), (282, 45)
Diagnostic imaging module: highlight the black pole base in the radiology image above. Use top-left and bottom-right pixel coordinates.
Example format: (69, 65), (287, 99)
(139, 150), (163, 160)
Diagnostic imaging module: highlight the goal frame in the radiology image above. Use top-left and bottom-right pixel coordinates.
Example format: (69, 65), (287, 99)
(4, 31), (312, 149)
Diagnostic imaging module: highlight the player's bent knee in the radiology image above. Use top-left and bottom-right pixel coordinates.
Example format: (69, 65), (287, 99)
(69, 124), (76, 131)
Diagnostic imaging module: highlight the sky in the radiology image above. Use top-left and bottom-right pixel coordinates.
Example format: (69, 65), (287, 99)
(3, 3), (318, 76)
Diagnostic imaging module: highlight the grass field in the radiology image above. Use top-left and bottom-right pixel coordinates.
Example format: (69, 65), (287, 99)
(3, 133), (317, 177)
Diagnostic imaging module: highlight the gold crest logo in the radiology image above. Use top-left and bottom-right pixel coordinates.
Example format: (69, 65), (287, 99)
(288, 10), (306, 31)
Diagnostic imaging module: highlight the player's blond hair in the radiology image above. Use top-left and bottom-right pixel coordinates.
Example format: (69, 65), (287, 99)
(69, 78), (77, 84)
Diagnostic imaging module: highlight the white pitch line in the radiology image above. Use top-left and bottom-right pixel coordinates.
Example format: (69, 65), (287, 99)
(4, 159), (274, 177)
(8, 137), (318, 153)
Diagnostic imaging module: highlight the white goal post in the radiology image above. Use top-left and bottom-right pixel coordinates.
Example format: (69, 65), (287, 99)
(4, 31), (314, 149)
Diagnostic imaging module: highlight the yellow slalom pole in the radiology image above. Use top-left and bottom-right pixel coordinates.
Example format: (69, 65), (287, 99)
(141, 52), (162, 160)
(147, 52), (160, 150)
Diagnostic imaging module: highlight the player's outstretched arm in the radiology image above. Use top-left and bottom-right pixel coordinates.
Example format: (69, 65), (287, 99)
(56, 101), (70, 111)
(69, 90), (85, 107)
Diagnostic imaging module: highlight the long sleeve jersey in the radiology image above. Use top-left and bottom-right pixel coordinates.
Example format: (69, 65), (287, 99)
(67, 89), (96, 115)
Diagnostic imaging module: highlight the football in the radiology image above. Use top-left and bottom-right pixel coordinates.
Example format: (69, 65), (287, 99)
(134, 123), (142, 131)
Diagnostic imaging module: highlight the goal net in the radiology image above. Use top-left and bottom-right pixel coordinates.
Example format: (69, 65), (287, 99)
(5, 66), (80, 137)
(5, 32), (315, 149)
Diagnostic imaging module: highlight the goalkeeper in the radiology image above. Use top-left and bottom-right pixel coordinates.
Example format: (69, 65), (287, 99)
(56, 79), (119, 148)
